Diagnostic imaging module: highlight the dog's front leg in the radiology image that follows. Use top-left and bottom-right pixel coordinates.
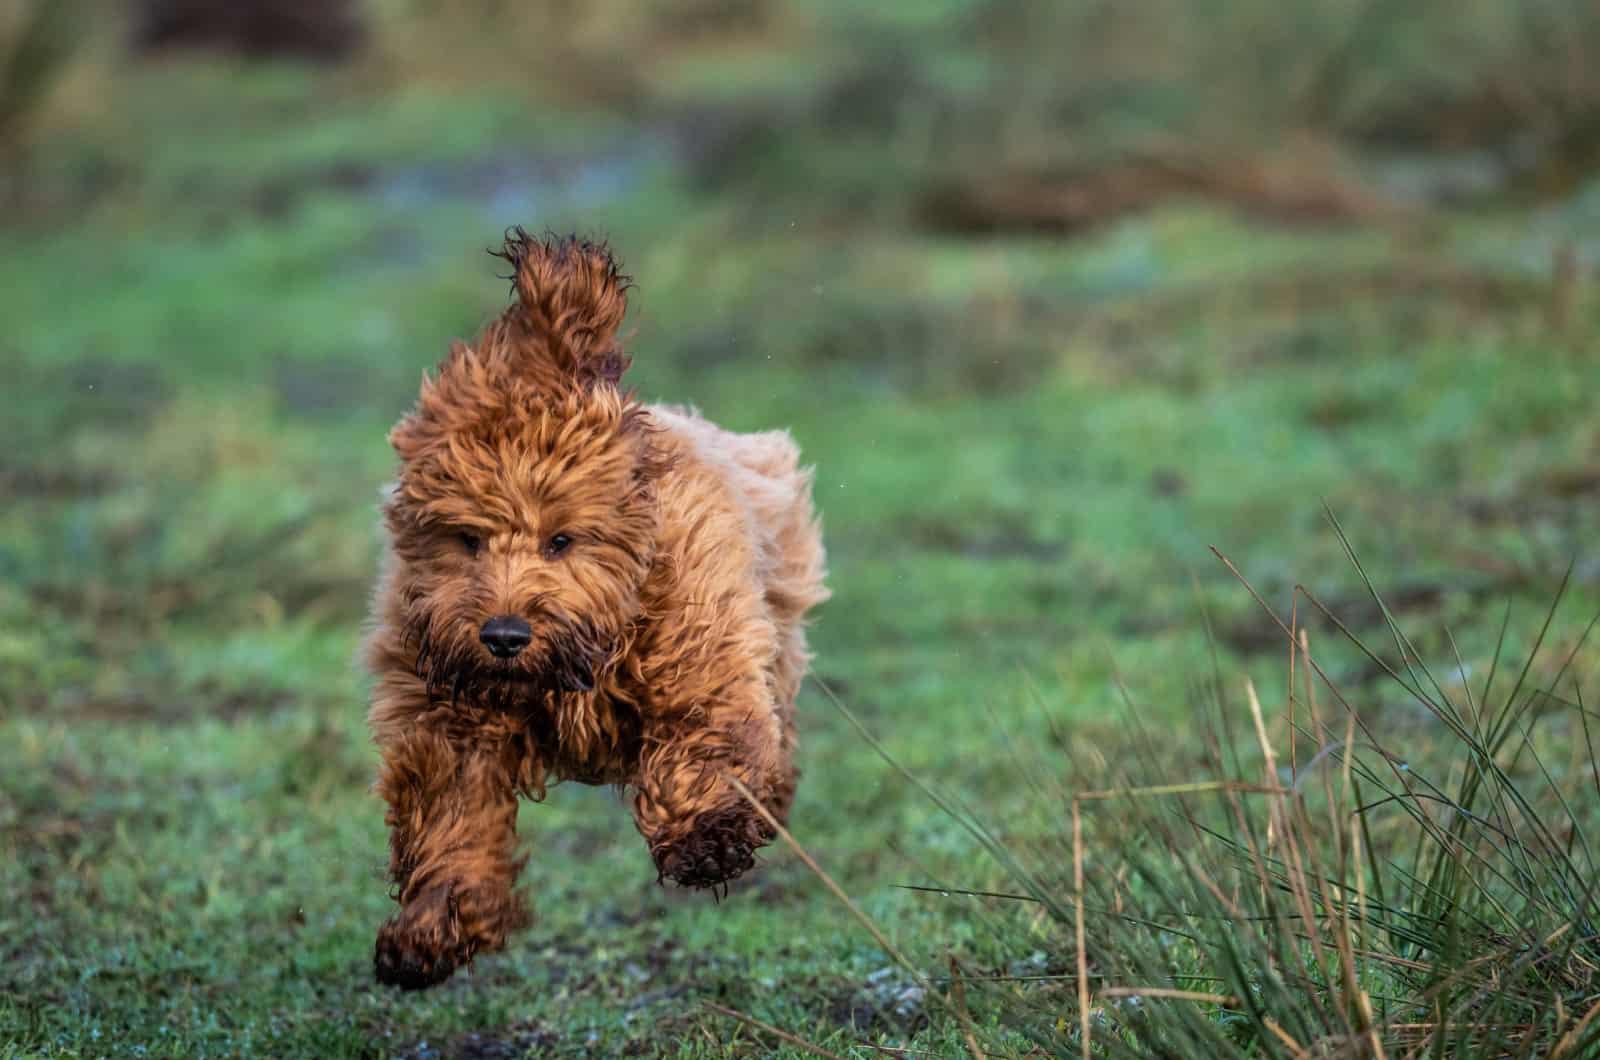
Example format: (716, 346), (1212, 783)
(631, 665), (787, 890)
(371, 724), (528, 989)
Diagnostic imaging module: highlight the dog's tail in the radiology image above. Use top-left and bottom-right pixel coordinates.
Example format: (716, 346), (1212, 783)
(490, 228), (632, 387)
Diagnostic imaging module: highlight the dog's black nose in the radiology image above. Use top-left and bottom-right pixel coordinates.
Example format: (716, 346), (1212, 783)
(479, 615), (532, 659)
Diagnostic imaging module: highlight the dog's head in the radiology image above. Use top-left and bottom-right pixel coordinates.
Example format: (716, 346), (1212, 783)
(383, 231), (667, 703)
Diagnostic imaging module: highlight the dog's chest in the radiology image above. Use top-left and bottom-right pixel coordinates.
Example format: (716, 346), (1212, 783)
(531, 688), (643, 786)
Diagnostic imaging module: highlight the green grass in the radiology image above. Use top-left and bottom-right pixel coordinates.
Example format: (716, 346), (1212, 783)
(5, 6), (1600, 1057)
(917, 550), (1600, 1056)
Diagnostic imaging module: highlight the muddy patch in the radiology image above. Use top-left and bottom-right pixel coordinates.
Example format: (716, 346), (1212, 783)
(0, 463), (119, 500)
(1213, 573), (1541, 660)
(405, 1014), (707, 1060)
(254, 142), (668, 226)
(403, 1022), (561, 1060)
(1, 759), (133, 911)
(1462, 464), (1600, 527)
(377, 149), (659, 217)
(899, 515), (1067, 562)
(42, 683), (298, 724)
(823, 965), (929, 1037)
(8, 359), (171, 441)
(802, 296), (1062, 398)
(273, 357), (416, 419)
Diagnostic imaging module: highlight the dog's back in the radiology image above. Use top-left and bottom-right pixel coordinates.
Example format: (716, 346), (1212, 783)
(648, 404), (829, 714)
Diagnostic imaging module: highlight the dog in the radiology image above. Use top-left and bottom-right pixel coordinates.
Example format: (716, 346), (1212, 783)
(365, 231), (828, 989)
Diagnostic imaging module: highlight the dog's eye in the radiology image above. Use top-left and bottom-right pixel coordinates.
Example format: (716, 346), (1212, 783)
(545, 532), (573, 558)
(459, 532), (482, 556)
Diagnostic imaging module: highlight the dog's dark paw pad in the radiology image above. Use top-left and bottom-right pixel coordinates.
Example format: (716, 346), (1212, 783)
(374, 927), (458, 990)
(654, 806), (770, 889)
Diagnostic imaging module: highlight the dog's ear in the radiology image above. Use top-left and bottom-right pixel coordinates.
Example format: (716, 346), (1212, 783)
(490, 228), (633, 389)
(386, 341), (479, 461)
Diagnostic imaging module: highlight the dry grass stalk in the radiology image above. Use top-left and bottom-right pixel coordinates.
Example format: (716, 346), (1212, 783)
(702, 1002), (849, 1060)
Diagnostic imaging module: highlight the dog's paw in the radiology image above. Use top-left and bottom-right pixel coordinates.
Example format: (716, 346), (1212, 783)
(373, 916), (462, 990)
(653, 806), (771, 889)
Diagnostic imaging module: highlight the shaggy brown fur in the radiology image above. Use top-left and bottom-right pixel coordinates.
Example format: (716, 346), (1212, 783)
(365, 230), (828, 990)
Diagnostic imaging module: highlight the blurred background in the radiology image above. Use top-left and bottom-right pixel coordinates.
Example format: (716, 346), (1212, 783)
(4, 1), (1600, 1056)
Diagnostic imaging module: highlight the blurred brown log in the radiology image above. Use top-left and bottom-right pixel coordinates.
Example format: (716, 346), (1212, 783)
(132, 0), (365, 61)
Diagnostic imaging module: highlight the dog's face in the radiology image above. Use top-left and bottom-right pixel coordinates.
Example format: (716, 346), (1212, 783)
(382, 234), (665, 704)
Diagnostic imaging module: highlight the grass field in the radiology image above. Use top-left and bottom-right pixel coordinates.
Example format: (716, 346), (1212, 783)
(5, 3), (1600, 1056)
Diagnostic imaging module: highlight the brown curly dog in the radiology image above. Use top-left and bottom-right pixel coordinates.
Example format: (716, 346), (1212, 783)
(365, 230), (828, 989)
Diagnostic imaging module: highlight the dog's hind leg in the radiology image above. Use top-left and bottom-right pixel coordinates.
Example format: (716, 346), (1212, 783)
(369, 687), (530, 989)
